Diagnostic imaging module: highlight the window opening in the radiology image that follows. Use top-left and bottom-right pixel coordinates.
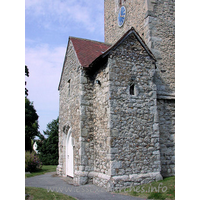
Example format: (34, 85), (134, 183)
(130, 84), (135, 95)
(68, 79), (70, 96)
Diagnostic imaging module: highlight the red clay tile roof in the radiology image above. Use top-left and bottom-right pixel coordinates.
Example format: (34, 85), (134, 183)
(70, 37), (111, 67)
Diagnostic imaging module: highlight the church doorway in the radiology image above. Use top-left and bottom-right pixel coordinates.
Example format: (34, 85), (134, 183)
(66, 128), (74, 177)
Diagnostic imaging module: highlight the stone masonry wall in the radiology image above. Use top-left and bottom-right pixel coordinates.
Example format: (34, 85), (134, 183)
(144, 0), (175, 177)
(92, 64), (111, 188)
(57, 40), (81, 182)
(76, 70), (95, 184)
(104, 0), (146, 45)
(104, 0), (175, 94)
(107, 33), (162, 190)
(89, 32), (163, 191)
(143, 0), (175, 94)
(157, 99), (175, 177)
(104, 0), (175, 179)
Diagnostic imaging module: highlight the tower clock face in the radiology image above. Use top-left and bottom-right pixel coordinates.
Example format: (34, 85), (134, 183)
(118, 6), (126, 27)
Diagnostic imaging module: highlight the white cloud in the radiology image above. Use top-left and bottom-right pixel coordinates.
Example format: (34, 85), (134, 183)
(25, 44), (66, 132)
(25, 0), (104, 33)
(25, 44), (65, 108)
(25, 0), (104, 132)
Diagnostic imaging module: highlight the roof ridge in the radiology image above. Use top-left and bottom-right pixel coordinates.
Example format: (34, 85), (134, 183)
(69, 36), (111, 46)
(88, 27), (156, 69)
(101, 27), (156, 61)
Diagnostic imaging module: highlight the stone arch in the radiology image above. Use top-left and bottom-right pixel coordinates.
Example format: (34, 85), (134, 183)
(63, 123), (70, 135)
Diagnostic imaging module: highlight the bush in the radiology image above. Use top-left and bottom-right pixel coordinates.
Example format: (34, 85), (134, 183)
(25, 151), (42, 172)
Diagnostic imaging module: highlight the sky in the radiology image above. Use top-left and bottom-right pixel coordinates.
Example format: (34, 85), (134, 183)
(25, 0), (105, 135)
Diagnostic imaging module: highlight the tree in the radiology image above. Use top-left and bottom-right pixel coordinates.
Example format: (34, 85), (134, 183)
(37, 117), (59, 165)
(25, 65), (40, 151)
(25, 65), (29, 96)
(25, 97), (40, 151)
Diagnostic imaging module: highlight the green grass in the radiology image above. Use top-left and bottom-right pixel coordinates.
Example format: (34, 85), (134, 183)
(25, 187), (76, 200)
(117, 176), (175, 200)
(25, 165), (57, 178)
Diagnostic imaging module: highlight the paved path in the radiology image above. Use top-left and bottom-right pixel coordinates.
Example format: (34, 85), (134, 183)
(25, 172), (146, 200)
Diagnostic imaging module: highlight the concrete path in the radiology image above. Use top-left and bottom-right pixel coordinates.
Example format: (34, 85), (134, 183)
(25, 172), (146, 200)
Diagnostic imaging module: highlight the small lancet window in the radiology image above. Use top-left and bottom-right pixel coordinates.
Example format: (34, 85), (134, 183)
(130, 84), (135, 95)
(68, 79), (71, 96)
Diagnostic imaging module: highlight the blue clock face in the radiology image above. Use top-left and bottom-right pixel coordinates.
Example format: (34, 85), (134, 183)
(118, 6), (126, 27)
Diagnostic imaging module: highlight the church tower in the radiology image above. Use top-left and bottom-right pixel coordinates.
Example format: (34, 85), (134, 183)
(104, 0), (175, 177)
(104, 0), (146, 45)
(104, 0), (175, 95)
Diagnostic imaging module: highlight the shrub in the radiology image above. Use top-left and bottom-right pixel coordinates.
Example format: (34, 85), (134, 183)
(25, 151), (42, 172)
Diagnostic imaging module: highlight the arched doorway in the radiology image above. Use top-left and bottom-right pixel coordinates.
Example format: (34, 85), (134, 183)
(66, 128), (74, 177)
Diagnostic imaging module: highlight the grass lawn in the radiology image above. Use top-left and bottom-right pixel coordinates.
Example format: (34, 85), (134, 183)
(25, 187), (76, 200)
(25, 165), (57, 178)
(117, 176), (175, 200)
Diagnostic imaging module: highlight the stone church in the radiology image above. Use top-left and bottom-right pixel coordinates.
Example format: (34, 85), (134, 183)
(57, 0), (175, 191)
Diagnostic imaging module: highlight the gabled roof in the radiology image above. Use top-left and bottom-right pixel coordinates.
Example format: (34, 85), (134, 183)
(88, 27), (156, 68)
(58, 27), (156, 90)
(70, 37), (111, 68)
(58, 37), (111, 90)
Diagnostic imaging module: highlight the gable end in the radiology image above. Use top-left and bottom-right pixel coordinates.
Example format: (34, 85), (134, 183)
(58, 39), (81, 90)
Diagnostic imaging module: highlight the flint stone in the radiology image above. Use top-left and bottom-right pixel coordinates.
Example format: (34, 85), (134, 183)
(111, 161), (121, 169)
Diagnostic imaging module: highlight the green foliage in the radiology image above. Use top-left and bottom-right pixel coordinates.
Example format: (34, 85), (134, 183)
(25, 65), (29, 77)
(25, 65), (29, 96)
(37, 117), (59, 165)
(25, 65), (41, 151)
(25, 97), (40, 151)
(25, 151), (42, 172)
